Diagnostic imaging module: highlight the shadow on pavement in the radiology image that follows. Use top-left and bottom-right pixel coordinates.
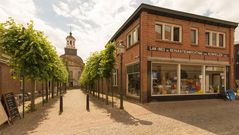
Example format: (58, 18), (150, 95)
(127, 99), (239, 135)
(86, 91), (153, 126)
(0, 97), (60, 135)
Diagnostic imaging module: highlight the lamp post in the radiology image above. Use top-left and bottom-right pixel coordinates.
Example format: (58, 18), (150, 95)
(117, 41), (125, 110)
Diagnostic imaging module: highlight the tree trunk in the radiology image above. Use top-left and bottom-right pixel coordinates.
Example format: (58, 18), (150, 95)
(42, 81), (44, 106)
(52, 79), (54, 98)
(92, 83), (95, 96)
(45, 80), (48, 102)
(97, 79), (99, 99)
(59, 82), (62, 94)
(30, 79), (36, 112)
(56, 81), (59, 96)
(111, 78), (113, 107)
(101, 78), (104, 101)
(64, 83), (66, 93)
(106, 78), (109, 105)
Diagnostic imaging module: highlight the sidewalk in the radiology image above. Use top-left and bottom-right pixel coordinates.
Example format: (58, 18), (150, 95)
(1, 89), (239, 135)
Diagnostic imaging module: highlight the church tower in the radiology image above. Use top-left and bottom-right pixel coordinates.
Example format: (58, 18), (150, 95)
(65, 32), (77, 56)
(60, 32), (84, 87)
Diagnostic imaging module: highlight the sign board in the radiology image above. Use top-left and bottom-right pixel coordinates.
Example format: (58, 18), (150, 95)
(2, 92), (20, 122)
(0, 101), (8, 125)
(147, 46), (229, 57)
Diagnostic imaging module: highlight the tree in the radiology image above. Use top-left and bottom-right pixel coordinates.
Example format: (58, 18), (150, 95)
(99, 42), (116, 105)
(79, 52), (101, 94)
(0, 18), (68, 111)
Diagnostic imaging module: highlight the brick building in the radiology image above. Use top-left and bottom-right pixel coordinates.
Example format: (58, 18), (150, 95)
(110, 4), (238, 102)
(235, 42), (239, 80)
(0, 53), (42, 96)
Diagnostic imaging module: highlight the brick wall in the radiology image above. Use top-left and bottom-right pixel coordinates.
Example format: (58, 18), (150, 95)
(112, 10), (236, 102)
(0, 62), (44, 96)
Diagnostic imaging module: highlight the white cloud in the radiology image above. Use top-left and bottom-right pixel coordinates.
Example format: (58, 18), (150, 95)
(0, 0), (67, 58)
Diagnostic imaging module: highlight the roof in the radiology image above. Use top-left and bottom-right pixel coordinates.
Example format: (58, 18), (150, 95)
(109, 3), (238, 42)
(66, 32), (76, 40)
(60, 54), (84, 65)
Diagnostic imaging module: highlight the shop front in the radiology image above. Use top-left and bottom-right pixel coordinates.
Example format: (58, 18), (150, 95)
(151, 62), (226, 96)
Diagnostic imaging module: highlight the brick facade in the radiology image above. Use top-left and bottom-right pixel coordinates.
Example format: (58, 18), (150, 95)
(110, 4), (237, 102)
(0, 62), (43, 96)
(235, 44), (239, 80)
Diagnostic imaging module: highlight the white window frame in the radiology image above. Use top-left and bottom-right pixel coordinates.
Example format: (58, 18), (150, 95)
(190, 28), (198, 45)
(127, 33), (132, 48)
(126, 25), (139, 48)
(155, 22), (182, 42)
(205, 30), (226, 48)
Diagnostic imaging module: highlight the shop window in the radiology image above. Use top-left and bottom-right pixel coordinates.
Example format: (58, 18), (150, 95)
(126, 26), (139, 48)
(181, 65), (202, 94)
(191, 28), (198, 45)
(205, 30), (225, 48)
(127, 63), (140, 97)
(112, 69), (118, 86)
(155, 22), (182, 42)
(205, 66), (225, 93)
(152, 63), (177, 95)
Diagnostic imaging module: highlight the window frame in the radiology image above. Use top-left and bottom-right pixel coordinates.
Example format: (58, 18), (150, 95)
(155, 22), (182, 43)
(205, 30), (226, 48)
(155, 24), (163, 40)
(190, 28), (198, 45)
(126, 25), (140, 48)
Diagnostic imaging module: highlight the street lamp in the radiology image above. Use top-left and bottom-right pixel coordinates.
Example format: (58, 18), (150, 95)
(117, 41), (125, 109)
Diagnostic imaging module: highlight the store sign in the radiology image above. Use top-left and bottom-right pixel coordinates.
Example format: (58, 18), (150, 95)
(147, 46), (228, 57)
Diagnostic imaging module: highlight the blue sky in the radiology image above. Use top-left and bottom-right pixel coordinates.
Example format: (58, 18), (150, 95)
(0, 0), (239, 61)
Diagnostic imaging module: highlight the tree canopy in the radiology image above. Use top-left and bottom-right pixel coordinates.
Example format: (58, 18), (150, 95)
(0, 18), (68, 82)
(79, 51), (102, 86)
(79, 42), (116, 87)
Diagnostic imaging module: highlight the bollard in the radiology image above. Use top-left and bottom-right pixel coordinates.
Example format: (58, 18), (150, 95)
(60, 95), (63, 113)
(86, 94), (90, 111)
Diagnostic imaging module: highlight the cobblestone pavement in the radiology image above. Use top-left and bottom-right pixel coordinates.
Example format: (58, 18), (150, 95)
(1, 89), (239, 135)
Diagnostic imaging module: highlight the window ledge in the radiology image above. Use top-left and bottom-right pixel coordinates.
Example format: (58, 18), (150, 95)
(205, 45), (226, 49)
(155, 39), (182, 45)
(126, 42), (139, 51)
(191, 44), (199, 46)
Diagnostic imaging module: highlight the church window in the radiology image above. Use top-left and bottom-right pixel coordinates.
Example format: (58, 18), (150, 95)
(70, 71), (73, 79)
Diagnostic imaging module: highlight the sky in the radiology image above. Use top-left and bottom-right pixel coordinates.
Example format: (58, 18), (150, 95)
(0, 0), (239, 62)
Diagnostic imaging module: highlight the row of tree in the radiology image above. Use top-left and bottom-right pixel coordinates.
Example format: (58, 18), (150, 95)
(79, 42), (116, 105)
(0, 18), (68, 111)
